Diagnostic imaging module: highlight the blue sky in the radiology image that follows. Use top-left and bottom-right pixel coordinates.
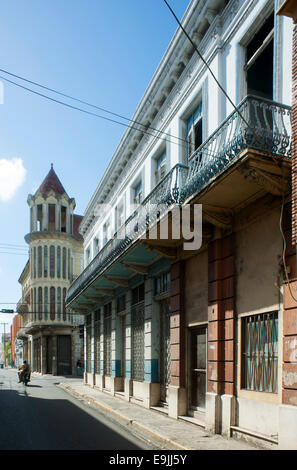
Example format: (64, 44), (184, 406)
(0, 0), (189, 331)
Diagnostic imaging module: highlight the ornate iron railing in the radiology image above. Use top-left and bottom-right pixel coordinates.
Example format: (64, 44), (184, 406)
(180, 95), (291, 201)
(66, 95), (291, 305)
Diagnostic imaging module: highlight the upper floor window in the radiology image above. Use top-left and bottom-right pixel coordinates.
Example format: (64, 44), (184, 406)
(61, 206), (67, 232)
(93, 237), (100, 256)
(48, 204), (56, 232)
(187, 102), (203, 158)
(37, 205), (43, 231)
(133, 181), (143, 205)
(132, 284), (144, 305)
(103, 220), (111, 246)
(154, 151), (167, 185)
(116, 202), (125, 232)
(245, 12), (274, 100)
(86, 246), (91, 265)
(155, 271), (171, 296)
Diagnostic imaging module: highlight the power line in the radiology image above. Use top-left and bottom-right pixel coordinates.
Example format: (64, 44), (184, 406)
(0, 73), (189, 150)
(0, 67), (189, 147)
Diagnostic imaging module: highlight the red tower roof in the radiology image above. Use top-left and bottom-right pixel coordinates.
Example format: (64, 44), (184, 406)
(36, 164), (67, 196)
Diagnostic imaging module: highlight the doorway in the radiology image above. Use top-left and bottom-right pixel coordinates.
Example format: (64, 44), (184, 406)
(190, 326), (207, 411)
(57, 335), (72, 376)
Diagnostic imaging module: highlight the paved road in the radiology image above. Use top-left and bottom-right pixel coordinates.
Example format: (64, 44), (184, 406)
(0, 368), (151, 450)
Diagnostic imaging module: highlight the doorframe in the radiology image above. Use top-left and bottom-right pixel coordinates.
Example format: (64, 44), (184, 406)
(187, 323), (208, 415)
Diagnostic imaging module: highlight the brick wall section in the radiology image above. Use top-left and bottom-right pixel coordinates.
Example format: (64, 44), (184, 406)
(208, 234), (235, 395)
(170, 261), (185, 387)
(292, 25), (297, 244)
(282, 202), (297, 405)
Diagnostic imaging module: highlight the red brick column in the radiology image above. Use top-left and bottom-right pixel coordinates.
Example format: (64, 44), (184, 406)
(170, 261), (185, 388)
(282, 203), (297, 404)
(292, 24), (297, 244)
(208, 234), (236, 396)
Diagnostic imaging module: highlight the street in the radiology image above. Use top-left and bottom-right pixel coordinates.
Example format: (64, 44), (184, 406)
(0, 369), (152, 450)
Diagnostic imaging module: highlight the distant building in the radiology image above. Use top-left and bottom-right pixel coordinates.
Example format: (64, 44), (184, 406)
(17, 165), (84, 376)
(10, 314), (22, 366)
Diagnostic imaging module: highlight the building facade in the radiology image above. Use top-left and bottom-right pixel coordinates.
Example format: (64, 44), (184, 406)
(17, 165), (84, 376)
(66, 0), (295, 448)
(10, 314), (23, 367)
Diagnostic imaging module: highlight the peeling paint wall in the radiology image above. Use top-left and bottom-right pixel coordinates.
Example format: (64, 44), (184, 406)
(185, 249), (208, 325)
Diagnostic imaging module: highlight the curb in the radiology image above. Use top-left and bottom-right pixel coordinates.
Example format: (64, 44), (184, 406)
(59, 383), (193, 451)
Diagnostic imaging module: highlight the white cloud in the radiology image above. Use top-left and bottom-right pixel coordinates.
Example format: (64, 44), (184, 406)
(0, 158), (26, 202)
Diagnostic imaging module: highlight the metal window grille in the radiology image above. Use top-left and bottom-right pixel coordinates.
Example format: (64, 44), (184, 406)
(241, 312), (278, 393)
(132, 303), (144, 381)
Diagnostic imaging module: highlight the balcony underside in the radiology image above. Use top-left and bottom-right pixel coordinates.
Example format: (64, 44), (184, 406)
(23, 322), (74, 336)
(67, 147), (291, 314)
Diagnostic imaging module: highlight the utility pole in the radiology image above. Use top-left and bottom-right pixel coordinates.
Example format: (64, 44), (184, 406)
(0, 323), (8, 367)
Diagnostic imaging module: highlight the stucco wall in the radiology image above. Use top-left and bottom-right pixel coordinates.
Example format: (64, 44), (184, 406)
(185, 249), (208, 325)
(236, 208), (282, 317)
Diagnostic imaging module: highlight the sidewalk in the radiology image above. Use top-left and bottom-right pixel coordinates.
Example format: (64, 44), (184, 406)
(58, 378), (263, 451)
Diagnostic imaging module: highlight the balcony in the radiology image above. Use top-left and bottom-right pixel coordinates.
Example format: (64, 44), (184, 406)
(66, 95), (291, 306)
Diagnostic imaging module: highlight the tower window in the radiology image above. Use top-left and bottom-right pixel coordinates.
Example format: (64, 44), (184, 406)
(61, 206), (67, 232)
(48, 204), (56, 232)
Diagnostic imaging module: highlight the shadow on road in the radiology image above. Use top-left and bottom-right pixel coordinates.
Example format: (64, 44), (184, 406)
(0, 387), (142, 451)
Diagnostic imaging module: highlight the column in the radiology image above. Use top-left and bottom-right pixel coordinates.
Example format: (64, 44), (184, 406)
(41, 335), (47, 374)
(279, 201), (297, 449)
(56, 204), (61, 232)
(168, 261), (187, 418)
(124, 290), (133, 400)
(143, 278), (159, 407)
(111, 299), (122, 394)
(91, 312), (95, 386)
(42, 203), (48, 231)
(207, 233), (236, 435)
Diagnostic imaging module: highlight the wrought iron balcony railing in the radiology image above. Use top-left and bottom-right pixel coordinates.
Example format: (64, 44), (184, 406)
(180, 95), (291, 201)
(66, 95), (291, 305)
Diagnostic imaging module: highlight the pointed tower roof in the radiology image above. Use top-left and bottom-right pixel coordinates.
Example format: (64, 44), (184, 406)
(36, 164), (67, 196)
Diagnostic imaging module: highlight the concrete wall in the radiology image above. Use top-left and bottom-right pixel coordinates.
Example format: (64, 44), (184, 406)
(185, 249), (208, 325)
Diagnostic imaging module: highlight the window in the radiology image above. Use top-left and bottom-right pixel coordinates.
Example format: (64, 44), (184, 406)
(133, 181), (143, 205)
(155, 272), (171, 296)
(44, 287), (48, 320)
(94, 309), (101, 373)
(68, 248), (71, 280)
(44, 246), (48, 278)
(63, 288), (67, 321)
(103, 221), (111, 246)
(57, 287), (61, 320)
(50, 246), (55, 278)
(245, 13), (274, 100)
(116, 203), (125, 231)
(155, 151), (167, 185)
(86, 247), (91, 265)
(62, 247), (67, 279)
(61, 206), (67, 232)
(37, 205), (43, 231)
(187, 103), (203, 158)
(241, 311), (278, 393)
(38, 246), (42, 278)
(132, 284), (145, 305)
(48, 204), (56, 232)
(38, 287), (42, 320)
(93, 237), (99, 256)
(104, 303), (112, 376)
(50, 287), (55, 320)
(57, 246), (61, 278)
(33, 247), (37, 279)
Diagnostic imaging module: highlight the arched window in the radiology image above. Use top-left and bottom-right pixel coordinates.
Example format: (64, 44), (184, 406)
(68, 248), (71, 280)
(33, 247), (37, 279)
(50, 287), (55, 320)
(63, 288), (67, 321)
(57, 246), (61, 278)
(44, 246), (48, 278)
(57, 287), (61, 320)
(38, 287), (42, 320)
(44, 287), (48, 320)
(38, 246), (42, 278)
(50, 246), (55, 278)
(33, 287), (37, 321)
(62, 247), (67, 279)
